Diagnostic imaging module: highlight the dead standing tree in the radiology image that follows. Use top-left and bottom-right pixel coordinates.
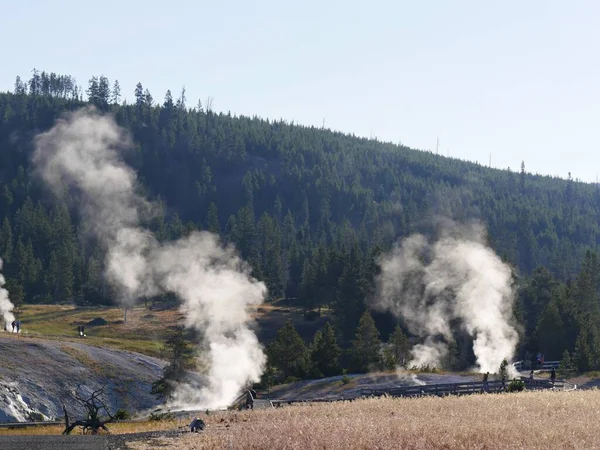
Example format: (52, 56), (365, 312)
(62, 384), (116, 435)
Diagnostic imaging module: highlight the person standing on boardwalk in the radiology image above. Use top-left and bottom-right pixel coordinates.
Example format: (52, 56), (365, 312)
(550, 368), (556, 385)
(482, 372), (489, 392)
(246, 387), (257, 410)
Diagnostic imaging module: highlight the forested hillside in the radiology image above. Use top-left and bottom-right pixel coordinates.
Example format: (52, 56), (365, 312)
(1, 70), (600, 373)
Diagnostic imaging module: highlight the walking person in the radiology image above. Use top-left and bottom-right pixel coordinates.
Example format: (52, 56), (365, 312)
(482, 372), (489, 393)
(11, 321), (15, 332)
(246, 387), (257, 410)
(550, 367), (556, 386)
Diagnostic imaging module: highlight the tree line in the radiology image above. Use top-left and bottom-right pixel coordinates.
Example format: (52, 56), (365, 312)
(1, 69), (600, 375)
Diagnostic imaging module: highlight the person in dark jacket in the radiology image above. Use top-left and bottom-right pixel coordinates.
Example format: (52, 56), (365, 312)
(189, 417), (205, 432)
(246, 388), (257, 410)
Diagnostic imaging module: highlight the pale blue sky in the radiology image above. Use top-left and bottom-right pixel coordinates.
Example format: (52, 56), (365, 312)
(2, 0), (599, 182)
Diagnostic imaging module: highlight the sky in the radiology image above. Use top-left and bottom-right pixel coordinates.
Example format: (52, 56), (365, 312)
(1, 0), (599, 182)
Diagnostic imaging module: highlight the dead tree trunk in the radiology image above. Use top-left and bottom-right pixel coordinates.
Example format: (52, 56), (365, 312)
(62, 384), (115, 435)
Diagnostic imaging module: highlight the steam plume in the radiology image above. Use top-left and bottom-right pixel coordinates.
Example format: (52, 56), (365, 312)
(32, 107), (267, 409)
(0, 258), (16, 330)
(374, 223), (519, 373)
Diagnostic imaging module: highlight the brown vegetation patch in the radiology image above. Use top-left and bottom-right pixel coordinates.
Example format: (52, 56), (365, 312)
(125, 389), (600, 449)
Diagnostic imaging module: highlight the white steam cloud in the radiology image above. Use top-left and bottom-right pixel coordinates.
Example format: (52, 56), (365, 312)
(0, 258), (16, 330)
(32, 107), (267, 409)
(374, 224), (519, 373)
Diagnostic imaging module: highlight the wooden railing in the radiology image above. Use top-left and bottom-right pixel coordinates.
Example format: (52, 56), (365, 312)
(512, 360), (560, 372)
(360, 377), (575, 399)
(229, 389), (271, 410)
(268, 378), (576, 407)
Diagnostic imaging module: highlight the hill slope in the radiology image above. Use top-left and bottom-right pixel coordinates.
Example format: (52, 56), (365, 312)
(0, 71), (600, 374)
(0, 334), (165, 422)
(1, 74), (599, 312)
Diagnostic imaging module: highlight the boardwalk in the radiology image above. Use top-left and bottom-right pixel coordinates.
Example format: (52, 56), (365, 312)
(360, 378), (575, 399)
(268, 377), (576, 407)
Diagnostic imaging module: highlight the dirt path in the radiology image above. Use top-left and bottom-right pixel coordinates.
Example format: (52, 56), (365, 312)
(0, 435), (128, 450)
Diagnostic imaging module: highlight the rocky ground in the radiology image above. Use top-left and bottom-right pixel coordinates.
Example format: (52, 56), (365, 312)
(0, 334), (166, 422)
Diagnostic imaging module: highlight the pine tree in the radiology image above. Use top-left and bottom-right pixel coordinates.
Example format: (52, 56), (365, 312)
(559, 349), (575, 373)
(383, 325), (411, 369)
(334, 244), (367, 341)
(134, 82), (145, 109)
(267, 322), (309, 380)
(151, 326), (195, 401)
(534, 300), (566, 360)
(205, 203), (220, 235)
(97, 75), (110, 108)
(111, 80), (121, 105)
(0, 218), (13, 264)
(351, 310), (382, 372)
(299, 259), (316, 312)
(309, 322), (341, 377)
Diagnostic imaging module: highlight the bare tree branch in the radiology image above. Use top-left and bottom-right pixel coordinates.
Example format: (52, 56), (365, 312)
(62, 384), (115, 435)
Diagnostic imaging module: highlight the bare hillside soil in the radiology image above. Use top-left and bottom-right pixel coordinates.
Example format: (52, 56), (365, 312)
(0, 301), (326, 424)
(0, 334), (166, 422)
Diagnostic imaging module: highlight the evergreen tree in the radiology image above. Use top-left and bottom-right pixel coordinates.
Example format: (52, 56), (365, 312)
(309, 322), (341, 377)
(334, 244), (367, 341)
(534, 300), (566, 360)
(111, 80), (121, 105)
(205, 202), (220, 235)
(151, 326), (196, 401)
(267, 322), (309, 380)
(351, 310), (382, 372)
(383, 325), (411, 369)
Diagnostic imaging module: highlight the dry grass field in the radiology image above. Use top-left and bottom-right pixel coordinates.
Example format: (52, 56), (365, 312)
(8, 389), (596, 449)
(126, 389), (600, 449)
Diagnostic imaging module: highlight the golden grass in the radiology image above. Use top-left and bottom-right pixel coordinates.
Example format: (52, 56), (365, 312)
(13, 304), (185, 358)
(124, 389), (600, 449)
(0, 420), (182, 436)
(13, 301), (312, 358)
(2, 390), (598, 448)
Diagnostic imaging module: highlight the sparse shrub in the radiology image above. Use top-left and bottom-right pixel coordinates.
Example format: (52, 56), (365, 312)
(113, 408), (131, 420)
(283, 376), (301, 384)
(149, 411), (174, 421)
(559, 350), (575, 375)
(27, 412), (45, 422)
(341, 369), (351, 385)
(507, 380), (526, 393)
(410, 364), (439, 373)
(499, 359), (509, 380)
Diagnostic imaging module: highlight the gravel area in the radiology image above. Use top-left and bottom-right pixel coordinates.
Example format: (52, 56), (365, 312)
(0, 434), (128, 450)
